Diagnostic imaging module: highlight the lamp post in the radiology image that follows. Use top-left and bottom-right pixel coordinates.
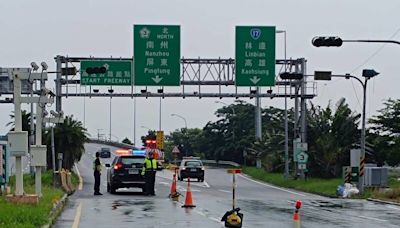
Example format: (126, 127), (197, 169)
(108, 87), (114, 141)
(314, 70), (379, 193)
(171, 113), (188, 156)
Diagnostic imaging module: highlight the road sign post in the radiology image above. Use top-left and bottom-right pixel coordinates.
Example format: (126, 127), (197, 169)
(80, 60), (133, 86)
(134, 25), (181, 86)
(235, 26), (276, 86)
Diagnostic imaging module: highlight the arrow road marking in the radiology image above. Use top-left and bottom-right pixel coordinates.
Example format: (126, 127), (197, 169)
(250, 76), (260, 84)
(152, 75), (163, 83)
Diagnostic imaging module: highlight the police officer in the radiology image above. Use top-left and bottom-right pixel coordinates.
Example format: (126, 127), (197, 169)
(93, 152), (103, 195)
(141, 151), (158, 196)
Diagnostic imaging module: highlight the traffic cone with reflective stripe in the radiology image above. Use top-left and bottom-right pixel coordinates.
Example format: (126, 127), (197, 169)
(169, 173), (180, 201)
(182, 178), (196, 208)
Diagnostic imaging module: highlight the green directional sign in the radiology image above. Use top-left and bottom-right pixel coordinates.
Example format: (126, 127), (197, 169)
(235, 26), (276, 86)
(80, 60), (132, 86)
(134, 25), (180, 86)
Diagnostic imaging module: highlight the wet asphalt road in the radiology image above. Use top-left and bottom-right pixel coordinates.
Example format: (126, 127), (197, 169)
(54, 143), (400, 228)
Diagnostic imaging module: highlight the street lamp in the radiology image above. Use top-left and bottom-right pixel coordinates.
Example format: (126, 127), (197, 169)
(312, 36), (400, 47)
(171, 113), (187, 129)
(314, 69), (379, 193)
(171, 113), (188, 156)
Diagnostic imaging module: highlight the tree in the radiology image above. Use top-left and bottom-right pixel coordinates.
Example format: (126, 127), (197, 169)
(368, 99), (400, 166)
(122, 137), (133, 145)
(307, 98), (360, 177)
(45, 115), (88, 170)
(7, 110), (33, 135)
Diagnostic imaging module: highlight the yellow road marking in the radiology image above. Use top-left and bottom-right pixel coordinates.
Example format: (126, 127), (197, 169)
(74, 165), (83, 191)
(71, 202), (83, 228)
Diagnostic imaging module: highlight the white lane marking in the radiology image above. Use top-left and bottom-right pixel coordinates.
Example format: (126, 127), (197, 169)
(238, 174), (307, 197)
(74, 165), (83, 191)
(71, 202), (83, 228)
(358, 215), (387, 222)
(218, 189), (231, 193)
(203, 181), (210, 188)
(387, 205), (400, 211)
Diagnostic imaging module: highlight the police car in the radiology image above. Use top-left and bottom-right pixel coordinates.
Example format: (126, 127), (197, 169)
(178, 157), (205, 182)
(106, 150), (146, 194)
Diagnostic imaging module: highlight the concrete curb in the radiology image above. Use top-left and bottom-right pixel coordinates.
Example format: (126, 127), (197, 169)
(41, 193), (68, 228)
(367, 198), (400, 206)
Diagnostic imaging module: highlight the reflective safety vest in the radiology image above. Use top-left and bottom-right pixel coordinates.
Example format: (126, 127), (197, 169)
(142, 158), (158, 175)
(93, 159), (102, 172)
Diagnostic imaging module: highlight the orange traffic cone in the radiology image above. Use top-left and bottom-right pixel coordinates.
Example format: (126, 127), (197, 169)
(182, 178), (196, 208)
(169, 174), (179, 201)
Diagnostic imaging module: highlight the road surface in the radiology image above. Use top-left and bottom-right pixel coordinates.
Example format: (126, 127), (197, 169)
(55, 143), (400, 228)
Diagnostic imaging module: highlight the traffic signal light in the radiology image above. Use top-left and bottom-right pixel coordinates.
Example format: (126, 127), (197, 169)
(279, 72), (303, 80)
(86, 66), (107, 74)
(312, 36), (343, 47)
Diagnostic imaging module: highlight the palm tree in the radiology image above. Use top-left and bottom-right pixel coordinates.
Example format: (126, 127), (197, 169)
(45, 115), (88, 170)
(7, 110), (33, 134)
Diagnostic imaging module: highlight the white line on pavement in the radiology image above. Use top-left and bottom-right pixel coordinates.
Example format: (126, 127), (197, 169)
(71, 202), (83, 228)
(238, 174), (307, 197)
(387, 205), (400, 211)
(218, 189), (231, 193)
(203, 181), (210, 188)
(358, 215), (387, 222)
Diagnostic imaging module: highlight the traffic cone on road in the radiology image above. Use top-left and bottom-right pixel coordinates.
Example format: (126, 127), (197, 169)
(169, 173), (180, 201)
(182, 178), (196, 208)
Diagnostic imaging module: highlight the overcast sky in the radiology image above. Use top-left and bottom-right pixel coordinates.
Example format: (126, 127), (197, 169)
(1, 0), (399, 146)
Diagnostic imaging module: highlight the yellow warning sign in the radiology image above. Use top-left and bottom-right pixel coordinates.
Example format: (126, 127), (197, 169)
(156, 131), (164, 150)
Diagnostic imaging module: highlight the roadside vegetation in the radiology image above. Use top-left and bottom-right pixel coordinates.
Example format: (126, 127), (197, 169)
(0, 172), (64, 228)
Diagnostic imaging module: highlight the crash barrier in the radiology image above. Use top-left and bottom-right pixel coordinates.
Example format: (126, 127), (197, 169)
(88, 138), (135, 150)
(221, 169), (243, 228)
(293, 200), (302, 228)
(182, 177), (196, 208)
(56, 169), (74, 195)
(172, 160), (240, 168)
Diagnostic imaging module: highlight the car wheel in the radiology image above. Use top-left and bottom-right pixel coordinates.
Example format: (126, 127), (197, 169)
(107, 183), (110, 192)
(178, 176), (183, 181)
(142, 187), (146, 193)
(200, 178), (204, 182)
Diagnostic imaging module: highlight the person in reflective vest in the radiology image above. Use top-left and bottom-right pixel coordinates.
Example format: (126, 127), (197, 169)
(93, 152), (102, 195)
(141, 151), (158, 196)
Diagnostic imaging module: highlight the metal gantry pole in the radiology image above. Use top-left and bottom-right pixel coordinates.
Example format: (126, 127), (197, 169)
(109, 96), (112, 141)
(55, 56), (62, 112)
(35, 102), (43, 196)
(159, 97), (162, 131)
(255, 87), (262, 169)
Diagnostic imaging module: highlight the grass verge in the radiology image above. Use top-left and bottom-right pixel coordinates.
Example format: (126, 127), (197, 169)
(242, 166), (342, 197)
(0, 171), (65, 228)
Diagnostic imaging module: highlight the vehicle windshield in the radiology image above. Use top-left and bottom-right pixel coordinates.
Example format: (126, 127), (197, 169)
(120, 157), (145, 165)
(185, 161), (202, 167)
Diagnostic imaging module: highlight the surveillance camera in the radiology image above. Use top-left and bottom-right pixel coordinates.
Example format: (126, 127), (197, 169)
(42, 88), (55, 97)
(41, 62), (48, 71)
(59, 111), (64, 116)
(31, 62), (39, 71)
(43, 110), (49, 116)
(50, 110), (57, 116)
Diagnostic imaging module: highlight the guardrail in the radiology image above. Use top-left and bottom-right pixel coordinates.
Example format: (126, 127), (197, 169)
(172, 159), (240, 168)
(88, 138), (137, 150)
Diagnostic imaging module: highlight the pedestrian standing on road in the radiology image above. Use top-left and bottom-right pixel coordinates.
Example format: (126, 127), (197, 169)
(93, 152), (103, 195)
(141, 151), (159, 196)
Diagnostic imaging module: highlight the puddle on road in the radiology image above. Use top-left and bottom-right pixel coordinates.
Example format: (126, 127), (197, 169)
(111, 199), (156, 219)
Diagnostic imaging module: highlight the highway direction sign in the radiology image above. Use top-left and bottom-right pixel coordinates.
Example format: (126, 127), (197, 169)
(235, 26), (276, 86)
(80, 60), (133, 85)
(134, 25), (180, 86)
(296, 151), (309, 164)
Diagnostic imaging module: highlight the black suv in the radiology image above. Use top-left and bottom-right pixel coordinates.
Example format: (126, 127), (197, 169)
(99, 147), (111, 158)
(178, 158), (205, 182)
(106, 155), (146, 194)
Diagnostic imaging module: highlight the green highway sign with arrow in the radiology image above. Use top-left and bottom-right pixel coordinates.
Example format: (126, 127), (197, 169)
(235, 26), (276, 86)
(134, 25), (181, 86)
(80, 60), (133, 86)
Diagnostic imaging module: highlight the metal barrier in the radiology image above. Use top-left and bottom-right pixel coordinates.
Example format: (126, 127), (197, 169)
(88, 138), (137, 149)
